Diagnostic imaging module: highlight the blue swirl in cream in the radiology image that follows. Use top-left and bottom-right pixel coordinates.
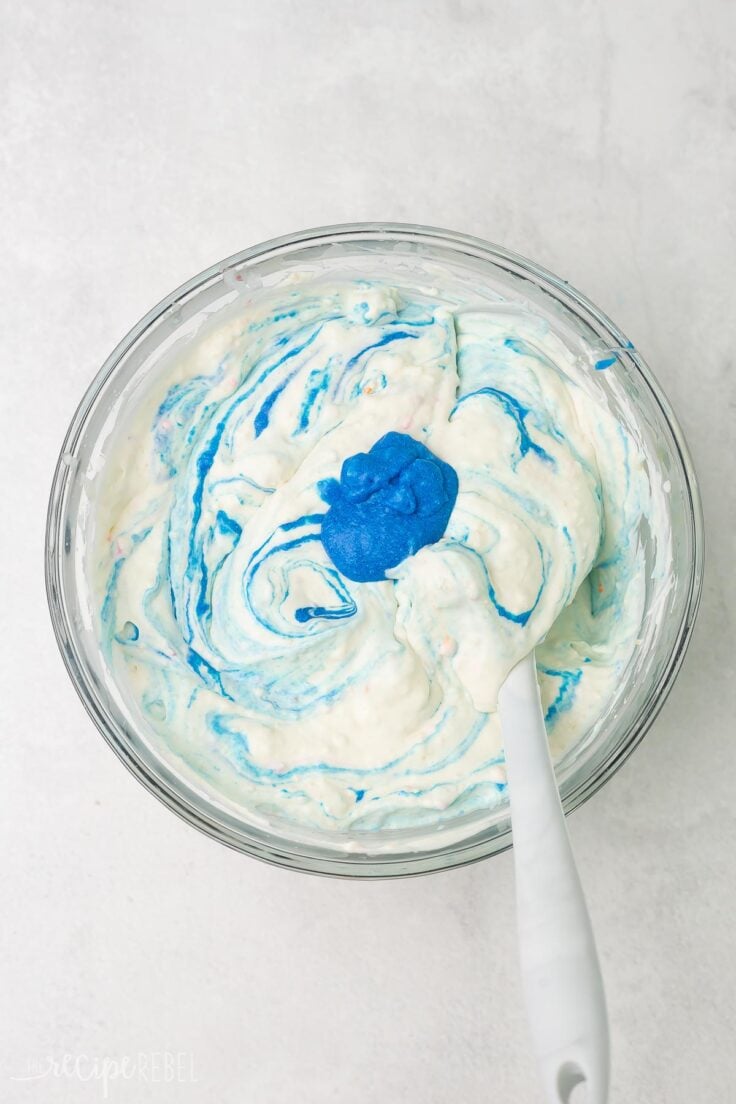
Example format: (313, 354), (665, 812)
(93, 282), (653, 830)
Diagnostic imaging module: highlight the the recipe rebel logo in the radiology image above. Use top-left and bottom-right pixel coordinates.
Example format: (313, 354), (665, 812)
(8, 1051), (198, 1098)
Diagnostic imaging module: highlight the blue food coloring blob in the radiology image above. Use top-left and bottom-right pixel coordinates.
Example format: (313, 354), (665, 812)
(318, 432), (458, 582)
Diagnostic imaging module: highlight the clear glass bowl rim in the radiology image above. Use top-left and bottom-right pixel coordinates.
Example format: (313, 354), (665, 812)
(45, 221), (705, 878)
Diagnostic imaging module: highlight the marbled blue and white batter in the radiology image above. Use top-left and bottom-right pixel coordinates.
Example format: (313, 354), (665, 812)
(93, 282), (651, 830)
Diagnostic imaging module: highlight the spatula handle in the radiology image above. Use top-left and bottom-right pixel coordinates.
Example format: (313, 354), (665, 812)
(499, 653), (609, 1104)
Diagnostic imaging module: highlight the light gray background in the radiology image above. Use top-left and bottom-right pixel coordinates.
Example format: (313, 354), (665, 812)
(2, 2), (734, 1101)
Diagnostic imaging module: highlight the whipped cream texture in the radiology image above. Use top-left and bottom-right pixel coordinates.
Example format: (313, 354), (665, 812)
(93, 281), (653, 830)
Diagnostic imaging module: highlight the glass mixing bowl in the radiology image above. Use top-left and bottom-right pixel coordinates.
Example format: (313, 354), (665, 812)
(45, 223), (704, 877)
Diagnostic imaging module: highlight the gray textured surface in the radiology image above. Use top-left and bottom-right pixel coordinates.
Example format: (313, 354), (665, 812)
(1, 2), (735, 1101)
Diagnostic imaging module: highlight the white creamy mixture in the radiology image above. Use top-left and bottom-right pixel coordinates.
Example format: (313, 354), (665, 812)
(93, 281), (653, 830)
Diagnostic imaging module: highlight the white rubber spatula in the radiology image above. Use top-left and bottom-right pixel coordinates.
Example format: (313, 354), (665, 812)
(498, 652), (610, 1104)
